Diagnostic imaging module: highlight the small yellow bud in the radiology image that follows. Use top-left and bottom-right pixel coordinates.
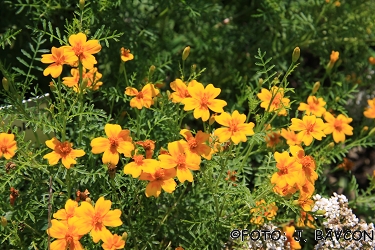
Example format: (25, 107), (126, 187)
(191, 64), (197, 72)
(369, 127), (375, 136)
(311, 81), (320, 95)
(328, 142), (335, 148)
(49, 82), (56, 91)
(369, 57), (375, 65)
(122, 232), (128, 241)
(182, 46), (190, 61)
(258, 78), (264, 88)
(292, 200), (299, 206)
(335, 96), (340, 102)
(2, 77), (9, 91)
(1, 217), (7, 227)
(149, 65), (156, 76)
(209, 113), (217, 126)
(292, 47), (300, 63)
(362, 126), (369, 132)
(79, 0), (85, 10)
(315, 210), (326, 215)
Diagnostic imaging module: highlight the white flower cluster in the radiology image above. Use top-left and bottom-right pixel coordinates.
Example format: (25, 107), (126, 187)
(247, 223), (288, 250)
(312, 193), (375, 249)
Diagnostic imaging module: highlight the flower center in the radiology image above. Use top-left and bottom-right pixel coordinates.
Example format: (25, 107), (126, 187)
(73, 44), (84, 57)
(65, 234), (74, 248)
(306, 122), (315, 133)
(109, 137), (119, 151)
(121, 48), (130, 57)
(133, 155), (144, 165)
(56, 142), (72, 157)
(200, 95), (209, 108)
(271, 94), (282, 107)
(229, 121), (239, 132)
(334, 120), (343, 132)
(136, 91), (144, 99)
(279, 166), (288, 175)
(154, 169), (165, 180)
(0, 146), (7, 153)
(184, 90), (191, 98)
(176, 154), (186, 168)
(188, 138), (197, 149)
(93, 214), (103, 230)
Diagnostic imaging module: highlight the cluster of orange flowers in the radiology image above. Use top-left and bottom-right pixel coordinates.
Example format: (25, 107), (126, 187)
(250, 199), (278, 225)
(41, 33), (102, 92)
(47, 197), (125, 249)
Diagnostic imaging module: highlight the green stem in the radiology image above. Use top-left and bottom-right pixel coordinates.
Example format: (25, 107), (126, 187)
(77, 62), (84, 144)
(122, 62), (129, 87)
(66, 169), (71, 199)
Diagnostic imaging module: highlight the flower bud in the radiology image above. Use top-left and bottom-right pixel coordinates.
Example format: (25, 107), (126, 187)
(258, 78), (264, 88)
(362, 126), (369, 132)
(79, 0), (85, 10)
(149, 65), (156, 76)
(191, 64), (197, 72)
(311, 81), (320, 95)
(1, 216), (7, 227)
(369, 127), (375, 136)
(315, 210), (326, 215)
(335, 96), (340, 102)
(369, 57), (375, 65)
(292, 47), (300, 63)
(182, 46), (190, 61)
(2, 77), (9, 91)
(328, 142), (335, 148)
(122, 232), (128, 241)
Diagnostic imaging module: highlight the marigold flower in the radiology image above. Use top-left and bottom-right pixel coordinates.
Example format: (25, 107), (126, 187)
(289, 115), (326, 146)
(10, 187), (19, 206)
(280, 128), (301, 146)
(74, 197), (122, 243)
(181, 82), (227, 121)
(225, 170), (238, 186)
(123, 154), (159, 178)
(364, 98), (375, 119)
(283, 225), (301, 249)
(265, 131), (281, 148)
(135, 140), (155, 159)
(289, 146), (318, 184)
(139, 166), (177, 197)
(120, 48), (134, 62)
(298, 179), (315, 199)
(47, 217), (87, 250)
(63, 67), (103, 92)
(158, 141), (201, 182)
(76, 189), (90, 202)
(250, 199), (278, 225)
(179, 129), (211, 160)
(296, 211), (315, 229)
(0, 133), (17, 159)
(125, 83), (160, 109)
(214, 110), (255, 144)
(323, 112), (353, 143)
(43, 137), (85, 169)
(91, 124), (134, 165)
(257, 86), (290, 116)
(295, 196), (314, 212)
(330, 51), (339, 64)
(337, 157), (354, 171)
(53, 199), (78, 221)
(63, 33), (101, 69)
(298, 96), (326, 117)
(41, 47), (77, 78)
(101, 230), (126, 250)
(169, 79), (192, 103)
(271, 151), (303, 196)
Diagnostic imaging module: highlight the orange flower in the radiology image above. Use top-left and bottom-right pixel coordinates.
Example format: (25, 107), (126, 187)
(289, 115), (326, 146)
(91, 124), (134, 165)
(139, 166), (177, 197)
(283, 225), (301, 249)
(330, 51), (339, 64)
(337, 157), (354, 171)
(63, 32), (101, 69)
(280, 128), (301, 146)
(225, 170), (238, 186)
(364, 98), (375, 118)
(265, 131), (281, 148)
(123, 154), (159, 178)
(181, 81), (227, 121)
(47, 217), (87, 250)
(63, 67), (103, 92)
(120, 48), (134, 62)
(257, 86), (290, 116)
(125, 83), (160, 109)
(0, 133), (17, 159)
(323, 112), (353, 143)
(297, 96), (326, 117)
(53, 199), (78, 221)
(296, 211), (315, 229)
(271, 151), (303, 196)
(169, 79), (193, 103)
(10, 187), (19, 206)
(74, 197), (122, 243)
(214, 110), (255, 144)
(289, 146), (318, 184)
(101, 230), (126, 250)
(43, 137), (85, 169)
(295, 195), (314, 212)
(158, 141), (201, 182)
(135, 140), (155, 159)
(250, 199), (278, 225)
(369, 57), (375, 65)
(179, 129), (211, 160)
(41, 47), (77, 78)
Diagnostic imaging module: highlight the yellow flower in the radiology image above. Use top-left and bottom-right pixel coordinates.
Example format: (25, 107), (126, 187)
(214, 110), (255, 144)
(250, 199), (278, 225)
(47, 217), (87, 250)
(158, 141), (201, 183)
(123, 154), (159, 178)
(0, 133), (17, 159)
(179, 129), (211, 160)
(283, 225), (301, 249)
(63, 67), (103, 92)
(43, 138), (85, 169)
(323, 112), (353, 143)
(297, 96), (326, 117)
(139, 166), (177, 197)
(53, 199), (78, 221)
(63, 32), (101, 69)
(125, 84), (160, 109)
(289, 115), (326, 146)
(91, 124), (134, 165)
(364, 98), (375, 118)
(169, 79), (193, 103)
(280, 128), (301, 146)
(74, 197), (122, 243)
(41, 47), (77, 78)
(257, 86), (290, 116)
(296, 211), (315, 229)
(181, 82), (227, 121)
(120, 48), (134, 62)
(102, 230), (126, 250)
